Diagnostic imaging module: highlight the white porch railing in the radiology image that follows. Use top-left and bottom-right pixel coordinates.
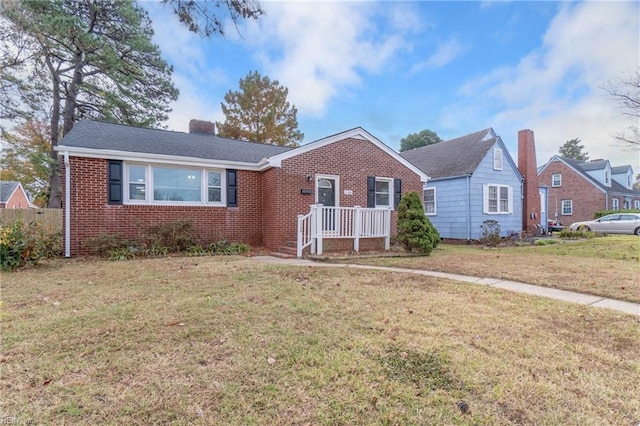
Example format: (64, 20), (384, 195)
(296, 204), (391, 258)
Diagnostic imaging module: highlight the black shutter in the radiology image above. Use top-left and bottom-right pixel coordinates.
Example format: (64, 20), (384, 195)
(227, 169), (238, 207)
(393, 178), (402, 209)
(108, 160), (123, 205)
(367, 176), (375, 208)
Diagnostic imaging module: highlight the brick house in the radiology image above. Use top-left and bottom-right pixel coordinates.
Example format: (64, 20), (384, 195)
(538, 156), (640, 224)
(0, 181), (34, 209)
(56, 120), (428, 257)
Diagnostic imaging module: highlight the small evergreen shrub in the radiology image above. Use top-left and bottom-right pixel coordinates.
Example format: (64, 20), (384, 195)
(480, 220), (501, 246)
(558, 229), (595, 239)
(396, 191), (440, 254)
(0, 221), (62, 271)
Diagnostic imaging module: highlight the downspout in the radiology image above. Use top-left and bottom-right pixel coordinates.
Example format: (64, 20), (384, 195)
(466, 175), (471, 241)
(64, 151), (71, 258)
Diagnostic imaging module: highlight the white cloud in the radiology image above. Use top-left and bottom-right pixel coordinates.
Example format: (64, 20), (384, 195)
(237, 2), (416, 117)
(453, 1), (640, 169)
(410, 37), (466, 73)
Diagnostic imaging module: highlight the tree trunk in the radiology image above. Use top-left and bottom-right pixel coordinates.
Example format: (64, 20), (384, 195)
(47, 57), (62, 208)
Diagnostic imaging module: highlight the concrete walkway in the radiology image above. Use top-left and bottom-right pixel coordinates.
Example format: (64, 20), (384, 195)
(253, 256), (640, 317)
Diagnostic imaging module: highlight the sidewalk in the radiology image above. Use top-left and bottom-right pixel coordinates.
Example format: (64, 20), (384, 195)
(253, 256), (640, 317)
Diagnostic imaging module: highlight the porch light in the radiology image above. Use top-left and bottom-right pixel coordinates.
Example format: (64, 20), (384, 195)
(307, 173), (313, 183)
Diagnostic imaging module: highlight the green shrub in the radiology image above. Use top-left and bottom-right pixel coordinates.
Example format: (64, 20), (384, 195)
(108, 247), (135, 261)
(396, 191), (440, 254)
(558, 229), (595, 239)
(208, 241), (250, 255)
(480, 220), (501, 246)
(84, 233), (132, 256)
(535, 239), (559, 245)
(146, 220), (195, 252)
(0, 221), (61, 271)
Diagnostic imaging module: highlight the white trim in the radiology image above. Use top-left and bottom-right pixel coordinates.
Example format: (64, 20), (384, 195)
(267, 127), (431, 183)
(483, 183), (512, 214)
(315, 174), (340, 207)
(123, 162), (227, 206)
(561, 199), (573, 215)
(551, 173), (561, 187)
(374, 176), (394, 209)
(612, 198), (619, 210)
(55, 146), (267, 171)
(423, 187), (436, 215)
(538, 156), (606, 194)
(493, 148), (503, 170)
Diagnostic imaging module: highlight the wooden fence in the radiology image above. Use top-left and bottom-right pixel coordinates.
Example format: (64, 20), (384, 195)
(0, 208), (63, 233)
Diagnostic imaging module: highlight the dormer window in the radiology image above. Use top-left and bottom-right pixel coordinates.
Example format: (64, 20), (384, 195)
(604, 171), (610, 186)
(493, 148), (503, 170)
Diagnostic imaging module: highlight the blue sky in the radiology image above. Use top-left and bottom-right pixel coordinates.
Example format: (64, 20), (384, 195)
(143, 1), (639, 170)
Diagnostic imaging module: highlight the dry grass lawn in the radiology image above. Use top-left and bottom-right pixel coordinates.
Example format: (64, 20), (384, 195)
(1, 256), (639, 425)
(339, 235), (640, 303)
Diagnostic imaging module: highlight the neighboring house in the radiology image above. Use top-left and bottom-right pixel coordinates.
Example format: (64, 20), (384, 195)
(538, 156), (640, 223)
(55, 119), (428, 257)
(401, 128), (523, 240)
(0, 181), (34, 209)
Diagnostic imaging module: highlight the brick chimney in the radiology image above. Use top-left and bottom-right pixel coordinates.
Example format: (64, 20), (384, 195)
(189, 119), (215, 135)
(518, 129), (541, 234)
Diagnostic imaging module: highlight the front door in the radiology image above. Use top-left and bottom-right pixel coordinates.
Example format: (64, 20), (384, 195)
(316, 176), (338, 232)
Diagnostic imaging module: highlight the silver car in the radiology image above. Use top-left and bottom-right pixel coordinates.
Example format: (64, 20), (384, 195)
(569, 213), (640, 235)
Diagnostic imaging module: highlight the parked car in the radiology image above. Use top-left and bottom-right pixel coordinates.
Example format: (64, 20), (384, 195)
(547, 220), (564, 233)
(569, 213), (640, 235)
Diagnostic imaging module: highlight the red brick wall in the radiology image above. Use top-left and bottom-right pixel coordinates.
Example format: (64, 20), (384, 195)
(65, 157), (263, 255)
(3, 185), (31, 209)
(518, 130), (541, 232)
(538, 160), (606, 223)
(261, 137), (424, 250)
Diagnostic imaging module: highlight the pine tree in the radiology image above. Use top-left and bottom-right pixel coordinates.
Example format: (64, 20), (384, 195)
(396, 191), (440, 254)
(217, 71), (303, 147)
(559, 138), (589, 162)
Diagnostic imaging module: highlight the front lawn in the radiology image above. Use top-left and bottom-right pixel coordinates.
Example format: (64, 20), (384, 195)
(1, 256), (638, 424)
(342, 235), (640, 303)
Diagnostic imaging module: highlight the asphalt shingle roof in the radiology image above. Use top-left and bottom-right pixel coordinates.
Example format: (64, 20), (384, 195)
(0, 181), (19, 203)
(560, 156), (640, 196)
(400, 128), (496, 178)
(578, 159), (609, 171)
(59, 120), (294, 163)
(611, 165), (631, 174)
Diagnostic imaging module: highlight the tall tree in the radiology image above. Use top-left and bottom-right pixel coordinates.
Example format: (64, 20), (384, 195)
(163, 0), (263, 37)
(603, 70), (640, 149)
(0, 119), (53, 207)
(559, 138), (590, 162)
(1, 0), (179, 207)
(217, 71), (303, 147)
(399, 129), (442, 152)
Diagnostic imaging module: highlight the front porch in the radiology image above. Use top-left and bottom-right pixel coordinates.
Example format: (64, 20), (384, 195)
(296, 204), (392, 258)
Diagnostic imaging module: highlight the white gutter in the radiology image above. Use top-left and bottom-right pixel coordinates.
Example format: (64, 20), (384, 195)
(64, 151), (71, 258)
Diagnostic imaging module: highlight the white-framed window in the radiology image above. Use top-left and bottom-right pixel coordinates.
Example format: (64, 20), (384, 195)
(124, 163), (226, 206)
(634, 200), (640, 209)
(552, 174), (561, 187)
(561, 199), (573, 215)
(375, 177), (393, 208)
(493, 148), (503, 170)
(483, 184), (512, 214)
(604, 171), (610, 186)
(423, 187), (436, 215)
(612, 198), (619, 210)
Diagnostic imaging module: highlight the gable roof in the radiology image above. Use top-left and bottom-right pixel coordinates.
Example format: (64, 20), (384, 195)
(612, 165), (632, 174)
(539, 156), (640, 196)
(579, 159), (610, 171)
(400, 128), (499, 178)
(57, 120), (293, 166)
(268, 127), (430, 182)
(0, 181), (20, 203)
